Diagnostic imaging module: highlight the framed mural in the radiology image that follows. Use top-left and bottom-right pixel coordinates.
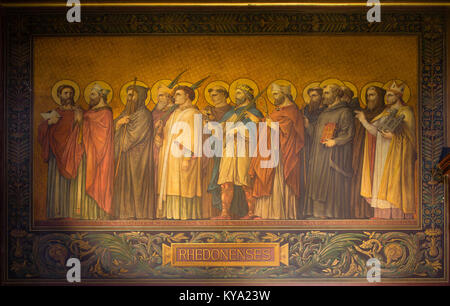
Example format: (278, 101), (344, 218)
(0, 1), (448, 288)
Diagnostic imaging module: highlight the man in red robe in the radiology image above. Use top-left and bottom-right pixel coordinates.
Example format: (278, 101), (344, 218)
(81, 83), (114, 219)
(38, 84), (84, 219)
(249, 82), (305, 219)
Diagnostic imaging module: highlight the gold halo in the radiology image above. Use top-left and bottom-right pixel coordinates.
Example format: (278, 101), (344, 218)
(342, 81), (358, 101)
(229, 78), (259, 105)
(319, 78), (346, 89)
(51, 79), (80, 105)
(302, 81), (321, 105)
(173, 81), (199, 105)
(204, 80), (231, 106)
(84, 80), (113, 104)
(360, 81), (384, 107)
(120, 80), (151, 105)
(267, 79), (297, 105)
(383, 79), (411, 103)
(151, 79), (171, 105)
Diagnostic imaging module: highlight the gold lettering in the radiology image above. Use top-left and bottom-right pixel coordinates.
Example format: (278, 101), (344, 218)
(179, 249), (187, 261)
(203, 249), (210, 260)
(195, 248), (202, 261)
(237, 249), (245, 261)
(220, 249), (228, 261)
(211, 249), (219, 260)
(187, 249), (194, 261)
(229, 249), (237, 260)
(246, 248), (254, 260)
(262, 248), (271, 261)
(254, 248), (262, 260)
(173, 244), (279, 266)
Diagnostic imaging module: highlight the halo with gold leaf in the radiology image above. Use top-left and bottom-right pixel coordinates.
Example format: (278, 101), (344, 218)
(204, 80), (231, 106)
(302, 81), (321, 105)
(342, 81), (358, 101)
(319, 78), (358, 99)
(120, 80), (151, 105)
(151, 79), (171, 105)
(319, 78), (346, 89)
(51, 79), (80, 105)
(360, 81), (384, 108)
(267, 79), (297, 105)
(84, 80), (113, 104)
(173, 81), (199, 105)
(383, 79), (411, 103)
(229, 78), (259, 105)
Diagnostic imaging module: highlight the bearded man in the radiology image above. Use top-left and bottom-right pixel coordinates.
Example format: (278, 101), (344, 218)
(303, 87), (325, 127)
(356, 82), (416, 219)
(113, 84), (155, 219)
(38, 84), (84, 219)
(341, 85), (361, 111)
(212, 83), (263, 220)
(350, 85), (386, 219)
(304, 84), (354, 219)
(300, 86), (325, 217)
(249, 82), (305, 219)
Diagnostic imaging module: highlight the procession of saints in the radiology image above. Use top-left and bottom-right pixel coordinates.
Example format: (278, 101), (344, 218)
(38, 73), (417, 221)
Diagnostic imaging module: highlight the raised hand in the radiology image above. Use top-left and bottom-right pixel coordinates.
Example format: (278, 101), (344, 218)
(354, 110), (367, 124)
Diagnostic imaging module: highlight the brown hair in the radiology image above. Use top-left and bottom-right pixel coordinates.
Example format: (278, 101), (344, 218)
(307, 87), (323, 96)
(327, 84), (344, 99)
(208, 87), (229, 99)
(56, 84), (75, 97)
(341, 86), (354, 99)
(173, 85), (195, 101)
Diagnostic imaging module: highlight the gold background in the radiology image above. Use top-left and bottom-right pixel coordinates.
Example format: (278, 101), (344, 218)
(33, 35), (418, 222)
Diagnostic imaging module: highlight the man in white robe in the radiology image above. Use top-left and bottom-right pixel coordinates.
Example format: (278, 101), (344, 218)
(156, 85), (203, 220)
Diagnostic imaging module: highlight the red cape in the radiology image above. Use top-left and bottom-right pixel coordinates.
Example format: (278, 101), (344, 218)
(83, 107), (114, 214)
(249, 104), (305, 198)
(38, 108), (83, 179)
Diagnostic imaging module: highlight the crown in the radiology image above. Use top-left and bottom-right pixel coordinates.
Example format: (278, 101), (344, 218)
(236, 83), (254, 95)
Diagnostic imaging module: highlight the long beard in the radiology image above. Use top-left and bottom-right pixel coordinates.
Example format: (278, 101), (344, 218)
(274, 96), (285, 106)
(308, 99), (321, 111)
(61, 98), (74, 106)
(367, 99), (377, 111)
(89, 98), (100, 109)
(126, 99), (139, 113)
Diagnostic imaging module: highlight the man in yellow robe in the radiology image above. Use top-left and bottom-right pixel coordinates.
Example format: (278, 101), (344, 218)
(155, 85), (203, 220)
(355, 81), (416, 219)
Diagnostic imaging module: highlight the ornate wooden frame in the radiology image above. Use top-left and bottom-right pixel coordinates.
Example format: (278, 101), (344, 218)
(1, 4), (448, 285)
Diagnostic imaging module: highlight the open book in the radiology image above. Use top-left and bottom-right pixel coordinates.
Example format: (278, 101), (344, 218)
(40, 110), (61, 121)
